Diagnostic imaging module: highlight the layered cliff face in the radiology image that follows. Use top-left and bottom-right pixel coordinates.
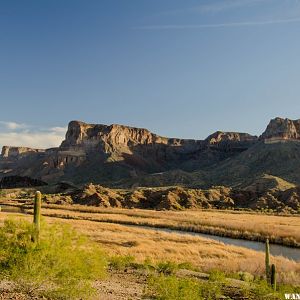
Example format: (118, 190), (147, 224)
(2, 117), (300, 187)
(60, 120), (203, 158)
(205, 131), (257, 150)
(60, 121), (258, 155)
(61, 121), (170, 150)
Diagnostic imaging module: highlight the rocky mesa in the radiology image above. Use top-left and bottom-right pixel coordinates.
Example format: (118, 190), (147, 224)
(1, 117), (300, 188)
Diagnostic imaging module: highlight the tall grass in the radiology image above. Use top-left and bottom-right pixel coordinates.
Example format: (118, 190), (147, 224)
(21, 204), (300, 247)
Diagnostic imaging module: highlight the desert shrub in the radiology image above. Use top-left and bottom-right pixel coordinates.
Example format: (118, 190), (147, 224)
(147, 274), (223, 300)
(177, 262), (196, 271)
(142, 260), (196, 274)
(0, 219), (107, 299)
(156, 261), (179, 275)
(142, 257), (156, 271)
(209, 269), (226, 282)
(250, 278), (300, 300)
(237, 271), (254, 282)
(108, 255), (135, 270)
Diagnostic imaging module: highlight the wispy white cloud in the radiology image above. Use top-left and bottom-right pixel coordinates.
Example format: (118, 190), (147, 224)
(0, 121), (29, 130)
(0, 121), (66, 149)
(159, 0), (274, 16)
(49, 126), (68, 134)
(135, 17), (300, 30)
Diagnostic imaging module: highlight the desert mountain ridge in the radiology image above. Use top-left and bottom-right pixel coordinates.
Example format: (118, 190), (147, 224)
(1, 117), (300, 188)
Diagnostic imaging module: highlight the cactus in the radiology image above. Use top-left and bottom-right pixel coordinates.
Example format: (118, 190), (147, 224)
(265, 238), (270, 282)
(271, 264), (276, 291)
(33, 191), (42, 242)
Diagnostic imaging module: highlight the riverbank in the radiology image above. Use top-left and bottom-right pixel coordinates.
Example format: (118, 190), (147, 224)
(0, 211), (299, 285)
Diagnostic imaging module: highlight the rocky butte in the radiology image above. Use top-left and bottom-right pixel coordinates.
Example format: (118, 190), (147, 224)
(1, 117), (300, 187)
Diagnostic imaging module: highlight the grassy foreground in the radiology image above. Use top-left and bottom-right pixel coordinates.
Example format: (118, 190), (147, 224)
(1, 211), (299, 285)
(0, 213), (299, 299)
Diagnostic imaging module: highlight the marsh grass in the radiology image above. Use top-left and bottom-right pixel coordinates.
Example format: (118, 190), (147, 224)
(22, 204), (300, 247)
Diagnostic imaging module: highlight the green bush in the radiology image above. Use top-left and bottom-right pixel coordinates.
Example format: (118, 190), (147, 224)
(143, 257), (156, 271)
(252, 279), (300, 300)
(0, 219), (107, 299)
(209, 269), (226, 282)
(147, 274), (223, 300)
(177, 262), (196, 271)
(156, 261), (179, 275)
(109, 255), (135, 270)
(237, 271), (254, 282)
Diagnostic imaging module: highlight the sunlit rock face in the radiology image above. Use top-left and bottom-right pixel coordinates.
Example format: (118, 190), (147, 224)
(260, 117), (300, 142)
(1, 146), (45, 159)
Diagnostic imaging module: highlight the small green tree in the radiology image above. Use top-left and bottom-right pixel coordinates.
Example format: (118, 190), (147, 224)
(0, 219), (107, 299)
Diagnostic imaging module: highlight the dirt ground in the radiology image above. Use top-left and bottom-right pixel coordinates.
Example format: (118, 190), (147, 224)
(0, 269), (149, 300)
(95, 268), (150, 300)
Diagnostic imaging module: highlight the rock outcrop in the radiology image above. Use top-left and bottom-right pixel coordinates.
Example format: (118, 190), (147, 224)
(47, 182), (300, 213)
(1, 146), (45, 158)
(205, 131), (257, 150)
(260, 117), (300, 142)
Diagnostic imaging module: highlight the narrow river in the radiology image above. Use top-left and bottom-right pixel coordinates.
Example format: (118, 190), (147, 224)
(1, 204), (299, 261)
(142, 226), (300, 261)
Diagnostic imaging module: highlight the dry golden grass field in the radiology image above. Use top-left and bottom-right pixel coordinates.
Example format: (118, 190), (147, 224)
(0, 206), (300, 285)
(26, 204), (300, 246)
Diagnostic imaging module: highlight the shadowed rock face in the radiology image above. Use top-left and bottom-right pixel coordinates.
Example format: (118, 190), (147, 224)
(1, 118), (300, 187)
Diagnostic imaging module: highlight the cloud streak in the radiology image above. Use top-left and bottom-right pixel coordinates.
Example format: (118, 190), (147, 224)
(191, 0), (272, 14)
(135, 17), (300, 30)
(0, 121), (29, 130)
(158, 0), (275, 16)
(0, 121), (67, 149)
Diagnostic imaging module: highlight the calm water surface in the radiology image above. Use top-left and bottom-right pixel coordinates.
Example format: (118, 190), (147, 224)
(147, 226), (300, 262)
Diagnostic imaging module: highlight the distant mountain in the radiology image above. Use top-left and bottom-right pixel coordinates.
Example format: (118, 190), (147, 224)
(1, 117), (300, 189)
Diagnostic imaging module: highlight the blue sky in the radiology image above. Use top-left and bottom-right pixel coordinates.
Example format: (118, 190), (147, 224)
(1, 0), (300, 148)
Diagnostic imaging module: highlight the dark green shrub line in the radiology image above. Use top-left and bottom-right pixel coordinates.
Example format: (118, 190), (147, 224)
(146, 272), (300, 300)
